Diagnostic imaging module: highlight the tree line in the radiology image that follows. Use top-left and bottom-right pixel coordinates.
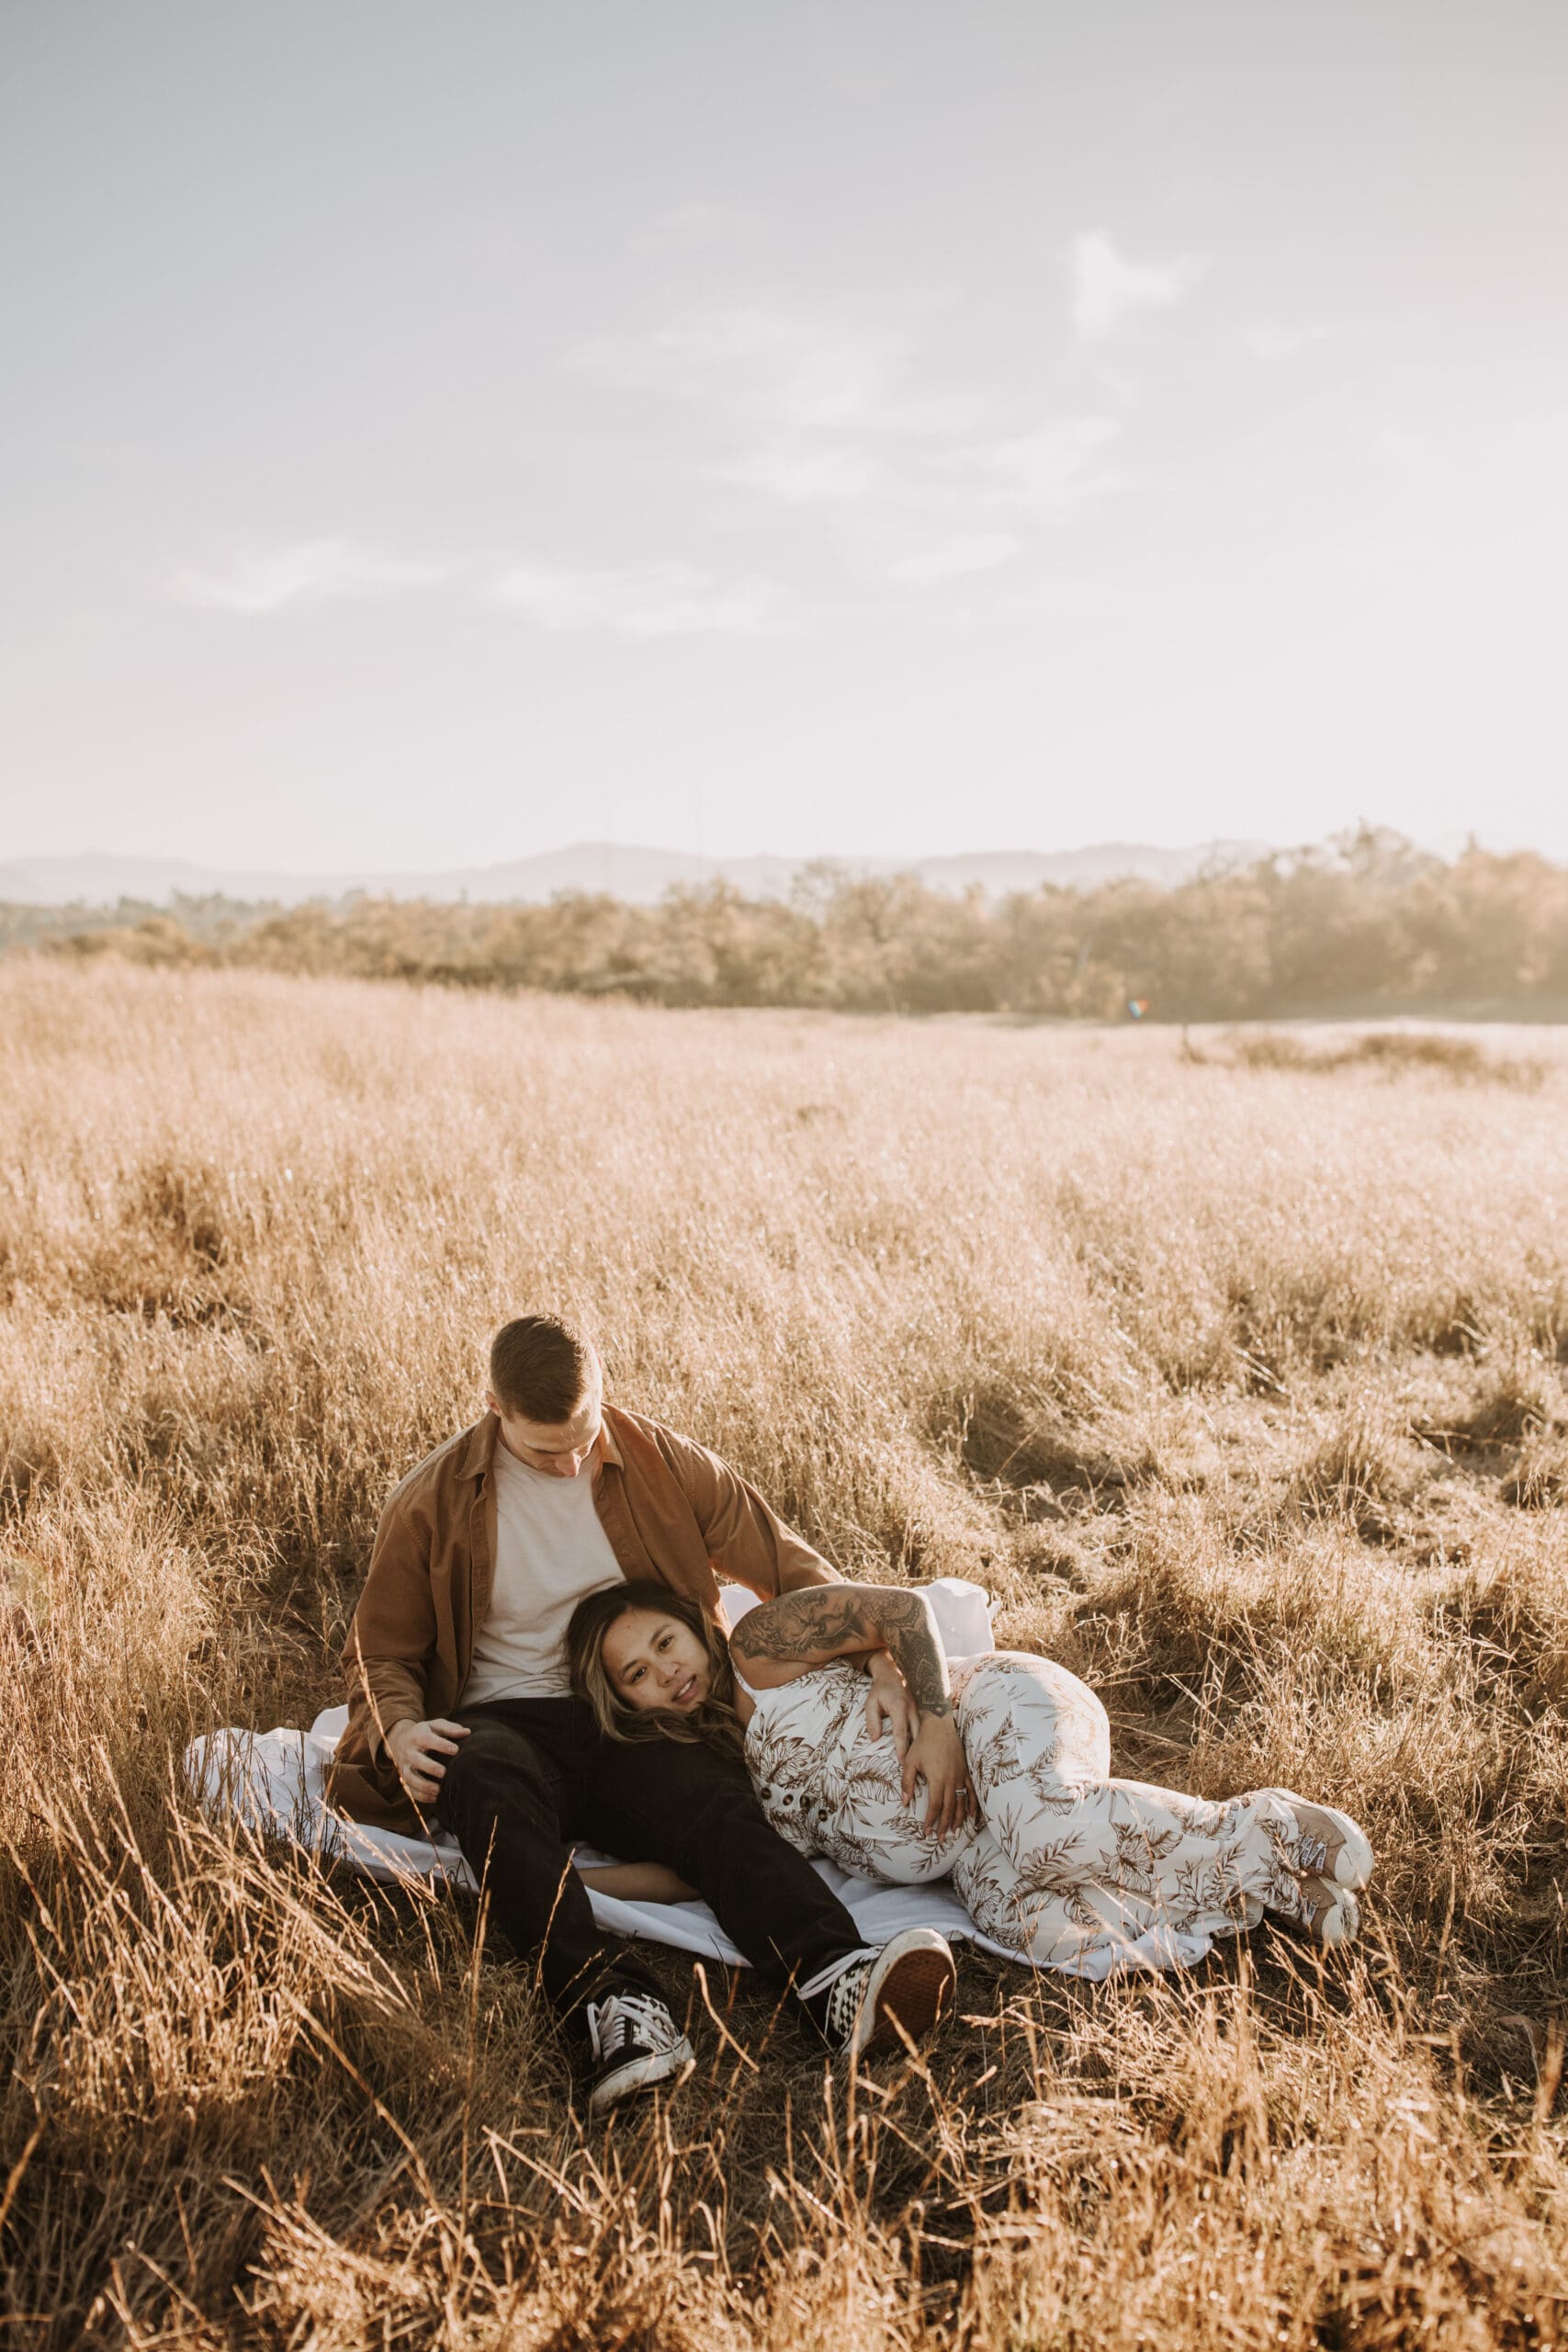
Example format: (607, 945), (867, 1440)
(10, 828), (1568, 1019)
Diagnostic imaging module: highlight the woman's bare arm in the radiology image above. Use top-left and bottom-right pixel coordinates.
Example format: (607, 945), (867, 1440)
(729, 1583), (953, 1719)
(575, 1859), (698, 1903)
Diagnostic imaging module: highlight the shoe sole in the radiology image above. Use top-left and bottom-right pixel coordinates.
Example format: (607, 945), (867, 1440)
(1269, 1791), (1374, 1890)
(853, 1935), (957, 2060)
(587, 2040), (696, 2117)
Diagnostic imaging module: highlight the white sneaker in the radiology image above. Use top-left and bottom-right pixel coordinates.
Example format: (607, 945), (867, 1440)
(584, 1990), (695, 2116)
(1281, 1879), (1361, 1950)
(1262, 1792), (1375, 1890)
(807, 1928), (957, 2060)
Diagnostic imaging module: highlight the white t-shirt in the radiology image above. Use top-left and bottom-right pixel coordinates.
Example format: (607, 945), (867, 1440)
(463, 1443), (624, 1704)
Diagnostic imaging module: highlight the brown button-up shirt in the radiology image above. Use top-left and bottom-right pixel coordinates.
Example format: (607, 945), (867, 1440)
(326, 1402), (834, 1832)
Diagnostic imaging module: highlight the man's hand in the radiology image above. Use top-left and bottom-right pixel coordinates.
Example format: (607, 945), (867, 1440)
(901, 1713), (976, 1841)
(864, 1650), (920, 1758)
(385, 1716), (469, 1805)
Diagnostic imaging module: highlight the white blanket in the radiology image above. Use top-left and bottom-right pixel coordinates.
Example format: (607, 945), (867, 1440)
(184, 1705), (1021, 1963)
(182, 1578), (1182, 1978)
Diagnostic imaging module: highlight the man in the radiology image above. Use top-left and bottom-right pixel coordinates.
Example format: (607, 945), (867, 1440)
(329, 1312), (958, 2114)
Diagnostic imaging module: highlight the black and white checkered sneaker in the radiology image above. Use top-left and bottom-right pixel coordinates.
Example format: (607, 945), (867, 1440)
(802, 1928), (958, 2060)
(584, 1989), (695, 2116)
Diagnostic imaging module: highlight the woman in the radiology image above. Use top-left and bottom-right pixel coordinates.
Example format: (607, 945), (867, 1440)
(566, 1578), (1373, 1976)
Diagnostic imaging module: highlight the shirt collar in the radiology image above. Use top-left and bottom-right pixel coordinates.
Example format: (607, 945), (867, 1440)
(460, 1413), (501, 1483)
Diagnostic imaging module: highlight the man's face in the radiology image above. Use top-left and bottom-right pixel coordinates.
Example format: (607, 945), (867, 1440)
(488, 1379), (603, 1478)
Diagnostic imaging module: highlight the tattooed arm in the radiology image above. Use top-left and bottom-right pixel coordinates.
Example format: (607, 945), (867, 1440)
(729, 1583), (975, 1838)
(729, 1582), (953, 1715)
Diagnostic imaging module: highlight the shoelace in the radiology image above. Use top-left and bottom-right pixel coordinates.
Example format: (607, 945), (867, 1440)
(586, 1992), (673, 2063)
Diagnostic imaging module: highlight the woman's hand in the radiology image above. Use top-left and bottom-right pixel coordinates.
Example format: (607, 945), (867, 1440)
(901, 1713), (976, 1841)
(863, 1650), (920, 1757)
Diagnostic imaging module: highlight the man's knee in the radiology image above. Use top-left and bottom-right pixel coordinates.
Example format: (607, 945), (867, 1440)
(435, 1715), (558, 1834)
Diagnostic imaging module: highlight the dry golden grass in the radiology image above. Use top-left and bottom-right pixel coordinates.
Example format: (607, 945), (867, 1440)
(5, 959), (1568, 2347)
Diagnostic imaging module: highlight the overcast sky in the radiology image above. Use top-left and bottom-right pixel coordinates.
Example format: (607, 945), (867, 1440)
(3, 2), (1566, 873)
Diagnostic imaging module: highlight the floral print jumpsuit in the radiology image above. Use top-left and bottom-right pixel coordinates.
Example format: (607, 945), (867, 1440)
(741, 1652), (1330, 1974)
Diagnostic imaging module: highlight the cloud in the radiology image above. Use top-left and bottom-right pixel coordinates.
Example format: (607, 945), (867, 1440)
(939, 416), (1123, 514)
(491, 560), (784, 636)
(1069, 232), (1205, 341)
(567, 297), (1134, 614)
(1241, 322), (1345, 362)
(720, 442), (888, 506)
(570, 299), (1122, 542)
(886, 534), (1021, 588)
(163, 539), (445, 614)
(568, 302), (998, 502)
(164, 539), (786, 637)
(567, 305), (946, 440)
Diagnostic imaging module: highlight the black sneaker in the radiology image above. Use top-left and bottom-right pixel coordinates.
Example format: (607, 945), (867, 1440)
(805, 1928), (957, 2060)
(583, 1989), (695, 2116)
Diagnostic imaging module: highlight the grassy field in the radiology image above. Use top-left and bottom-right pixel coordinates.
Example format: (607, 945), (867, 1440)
(4, 958), (1568, 2347)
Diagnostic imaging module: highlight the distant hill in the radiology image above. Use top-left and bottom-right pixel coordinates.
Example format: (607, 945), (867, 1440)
(0, 839), (1272, 910)
(905, 843), (1272, 893)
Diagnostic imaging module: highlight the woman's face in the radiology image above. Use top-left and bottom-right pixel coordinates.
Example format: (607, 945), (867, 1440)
(601, 1608), (713, 1713)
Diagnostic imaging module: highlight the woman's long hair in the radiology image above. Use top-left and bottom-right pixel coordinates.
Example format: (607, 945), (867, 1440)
(566, 1580), (746, 1762)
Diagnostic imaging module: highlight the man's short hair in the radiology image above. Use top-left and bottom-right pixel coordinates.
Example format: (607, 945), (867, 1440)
(489, 1315), (599, 1423)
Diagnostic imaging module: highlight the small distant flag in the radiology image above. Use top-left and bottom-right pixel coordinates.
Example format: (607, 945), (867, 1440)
(1127, 998), (1150, 1020)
